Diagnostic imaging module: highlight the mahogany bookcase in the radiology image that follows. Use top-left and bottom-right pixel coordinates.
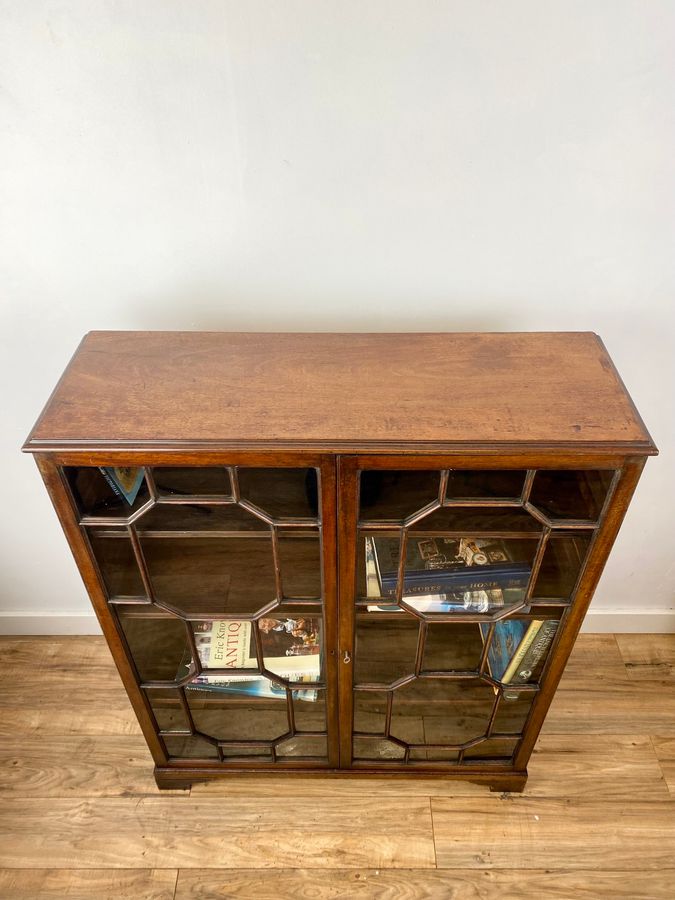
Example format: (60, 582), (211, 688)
(23, 331), (657, 792)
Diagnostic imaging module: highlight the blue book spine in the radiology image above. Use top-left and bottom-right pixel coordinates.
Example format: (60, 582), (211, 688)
(480, 620), (529, 681)
(380, 563), (531, 598)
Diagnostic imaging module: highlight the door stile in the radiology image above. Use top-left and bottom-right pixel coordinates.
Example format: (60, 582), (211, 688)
(317, 454), (341, 768)
(336, 456), (360, 767)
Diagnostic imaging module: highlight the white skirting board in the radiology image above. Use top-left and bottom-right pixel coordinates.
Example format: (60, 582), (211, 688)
(1, 609), (674, 635)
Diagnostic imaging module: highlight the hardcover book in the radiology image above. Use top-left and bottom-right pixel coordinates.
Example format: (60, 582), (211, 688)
(178, 617), (322, 700)
(480, 618), (558, 699)
(367, 535), (531, 604)
(365, 536), (523, 613)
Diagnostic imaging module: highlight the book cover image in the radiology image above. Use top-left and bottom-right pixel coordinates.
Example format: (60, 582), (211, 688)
(100, 466), (145, 506)
(480, 620), (529, 682)
(480, 618), (558, 699)
(185, 617), (322, 684)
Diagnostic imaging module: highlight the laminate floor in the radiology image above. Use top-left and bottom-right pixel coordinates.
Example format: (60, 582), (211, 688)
(0, 634), (674, 899)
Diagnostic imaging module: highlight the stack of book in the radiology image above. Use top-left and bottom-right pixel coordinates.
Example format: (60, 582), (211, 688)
(180, 617), (322, 702)
(365, 535), (531, 613)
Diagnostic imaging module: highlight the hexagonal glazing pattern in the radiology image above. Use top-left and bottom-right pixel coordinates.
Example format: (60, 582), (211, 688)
(67, 464), (327, 761)
(352, 466), (617, 764)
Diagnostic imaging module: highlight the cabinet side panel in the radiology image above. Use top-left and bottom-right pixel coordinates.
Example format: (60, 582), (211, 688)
(514, 458), (646, 769)
(34, 455), (168, 766)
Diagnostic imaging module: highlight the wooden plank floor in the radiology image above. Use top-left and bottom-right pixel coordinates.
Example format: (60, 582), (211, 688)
(0, 634), (674, 898)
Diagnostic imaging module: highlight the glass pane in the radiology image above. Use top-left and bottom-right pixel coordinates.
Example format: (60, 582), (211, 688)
(294, 689), (327, 732)
(136, 503), (269, 534)
(152, 467), (232, 497)
(360, 470), (439, 521)
(482, 615), (560, 691)
(141, 536), (276, 616)
(276, 735), (327, 758)
(118, 608), (187, 683)
(353, 736), (406, 761)
(66, 466), (150, 518)
(361, 531), (538, 614)
(258, 615), (323, 681)
(492, 692), (536, 735)
(409, 747), (459, 762)
(163, 734), (219, 759)
(88, 531), (145, 598)
(220, 747), (273, 759)
(278, 532), (322, 598)
(529, 469), (614, 521)
(188, 616), (323, 683)
(463, 738), (518, 761)
(354, 616), (419, 685)
(237, 468), (319, 519)
(186, 692), (289, 742)
(423, 623), (483, 671)
(353, 690), (425, 745)
(444, 470), (526, 500)
(145, 688), (189, 732)
(391, 679), (496, 747)
(408, 506), (540, 534)
(534, 534), (591, 600)
(353, 690), (389, 734)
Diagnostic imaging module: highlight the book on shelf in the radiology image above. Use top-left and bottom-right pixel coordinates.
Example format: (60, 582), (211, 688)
(99, 466), (145, 506)
(364, 536), (530, 613)
(480, 618), (558, 700)
(178, 617), (322, 702)
(188, 674), (320, 703)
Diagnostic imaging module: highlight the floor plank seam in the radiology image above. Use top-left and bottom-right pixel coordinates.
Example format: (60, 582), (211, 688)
(429, 796), (438, 869)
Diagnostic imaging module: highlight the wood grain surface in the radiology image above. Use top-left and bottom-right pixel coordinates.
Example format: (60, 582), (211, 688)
(23, 331), (656, 451)
(2, 634), (675, 897)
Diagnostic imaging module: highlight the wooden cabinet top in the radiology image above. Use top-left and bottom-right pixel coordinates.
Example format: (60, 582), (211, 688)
(24, 330), (656, 454)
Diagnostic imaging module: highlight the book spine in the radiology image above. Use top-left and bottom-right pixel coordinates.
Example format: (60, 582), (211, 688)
(501, 621), (543, 684)
(508, 620), (558, 685)
(380, 569), (529, 597)
(99, 467), (123, 498)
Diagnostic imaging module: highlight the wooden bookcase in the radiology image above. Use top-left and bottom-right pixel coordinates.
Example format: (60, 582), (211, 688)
(23, 331), (657, 791)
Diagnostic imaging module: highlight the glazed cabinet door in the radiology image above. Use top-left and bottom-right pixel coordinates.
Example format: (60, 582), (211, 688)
(337, 456), (622, 771)
(46, 458), (339, 769)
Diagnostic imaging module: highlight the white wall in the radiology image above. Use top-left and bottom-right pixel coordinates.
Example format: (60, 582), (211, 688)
(1, 1), (673, 632)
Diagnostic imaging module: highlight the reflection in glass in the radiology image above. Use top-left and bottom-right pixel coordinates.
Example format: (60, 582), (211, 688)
(163, 734), (219, 759)
(89, 531), (145, 598)
(354, 618), (418, 685)
(391, 678), (496, 746)
(119, 609), (187, 683)
(534, 534), (591, 600)
(353, 737), (406, 760)
(360, 471), (439, 520)
(66, 466), (150, 519)
(237, 468), (319, 519)
(141, 536), (276, 616)
(444, 470), (526, 500)
(153, 467), (232, 498)
(529, 469), (614, 520)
